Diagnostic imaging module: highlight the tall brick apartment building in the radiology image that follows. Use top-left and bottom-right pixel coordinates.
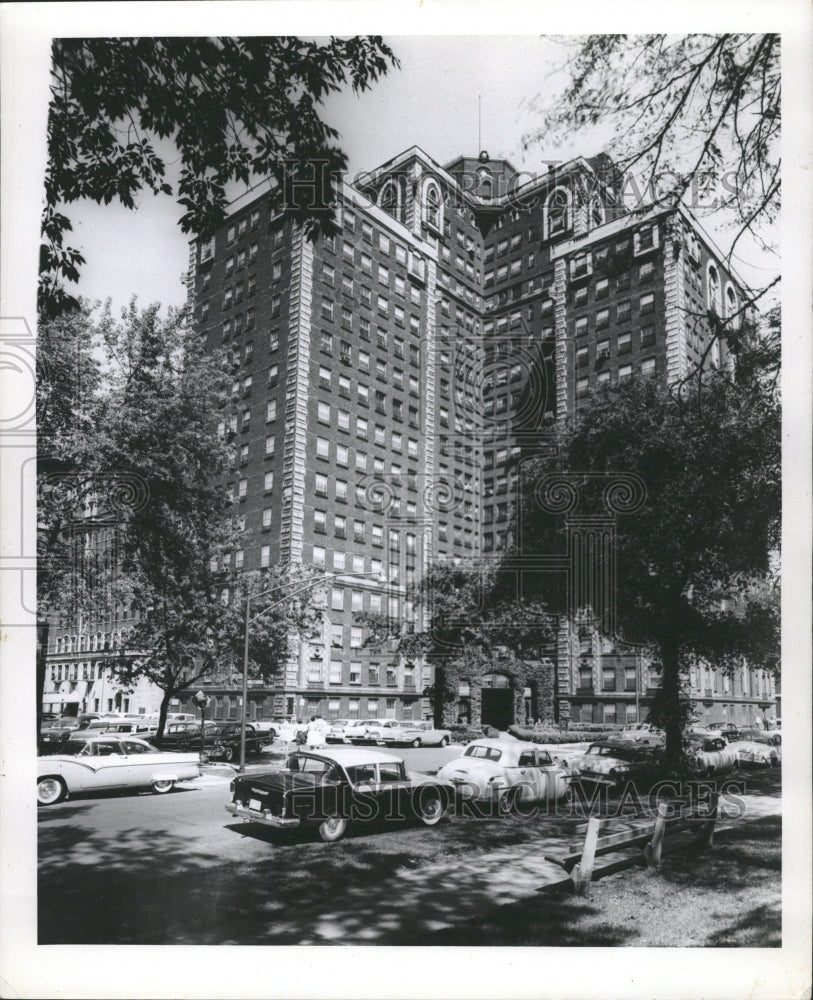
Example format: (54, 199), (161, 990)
(161, 145), (775, 730)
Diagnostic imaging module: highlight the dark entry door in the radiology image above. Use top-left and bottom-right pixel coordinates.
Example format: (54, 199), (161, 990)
(481, 687), (513, 730)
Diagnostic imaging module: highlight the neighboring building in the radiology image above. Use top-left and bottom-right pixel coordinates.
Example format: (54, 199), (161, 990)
(166, 144), (772, 728)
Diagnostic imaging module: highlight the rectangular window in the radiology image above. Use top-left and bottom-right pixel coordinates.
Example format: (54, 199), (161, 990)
(617, 332), (631, 354)
(336, 444), (349, 467)
(331, 586), (345, 611)
(260, 545), (270, 568)
(314, 510), (327, 534)
(641, 357), (656, 377)
(265, 435), (275, 457)
(319, 366), (331, 390)
(618, 364), (633, 380)
(575, 316), (588, 336)
(596, 309), (609, 329)
(263, 471), (274, 492)
(350, 627), (363, 649)
(616, 300), (631, 322)
(317, 401), (331, 425)
(640, 292), (655, 314)
(335, 479), (347, 503)
(262, 507), (272, 529)
(316, 437), (330, 459)
(315, 473), (328, 497)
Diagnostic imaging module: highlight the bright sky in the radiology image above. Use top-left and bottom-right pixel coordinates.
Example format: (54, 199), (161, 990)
(67, 34), (779, 313)
(70, 36), (584, 312)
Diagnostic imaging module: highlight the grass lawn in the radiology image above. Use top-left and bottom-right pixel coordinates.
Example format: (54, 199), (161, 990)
(427, 813), (782, 947)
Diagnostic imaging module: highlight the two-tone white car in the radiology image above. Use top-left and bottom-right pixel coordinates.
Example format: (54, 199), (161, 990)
(684, 734), (738, 776)
(437, 738), (573, 812)
(380, 720), (452, 748)
(726, 739), (780, 768)
(37, 734), (202, 806)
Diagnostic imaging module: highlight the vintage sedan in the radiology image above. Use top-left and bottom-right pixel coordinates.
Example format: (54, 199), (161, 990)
(381, 720), (452, 748)
(568, 740), (663, 789)
(37, 735), (202, 806)
(343, 719), (389, 744)
(727, 739), (781, 768)
(212, 722), (272, 761)
(325, 719), (354, 743)
(613, 722), (665, 745)
(684, 734), (738, 776)
(436, 738), (573, 811)
(225, 747), (453, 842)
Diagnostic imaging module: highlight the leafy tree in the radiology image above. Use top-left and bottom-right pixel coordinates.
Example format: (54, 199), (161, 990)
(94, 301), (318, 736)
(42, 36), (399, 316)
(518, 353), (780, 766)
(530, 34), (780, 301)
(36, 303), (105, 731)
(356, 561), (554, 726)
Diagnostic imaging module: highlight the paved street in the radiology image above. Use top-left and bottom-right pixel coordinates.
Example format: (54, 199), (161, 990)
(38, 744), (781, 946)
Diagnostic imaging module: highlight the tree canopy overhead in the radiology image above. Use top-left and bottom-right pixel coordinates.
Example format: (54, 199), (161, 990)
(43, 36), (399, 315)
(529, 34), (780, 300)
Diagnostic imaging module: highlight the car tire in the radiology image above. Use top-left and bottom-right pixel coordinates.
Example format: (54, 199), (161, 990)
(37, 776), (67, 806)
(563, 782), (575, 806)
(152, 779), (175, 794)
(221, 745), (235, 763)
(411, 738), (421, 748)
(497, 787), (518, 815)
(439, 737), (449, 747)
(318, 816), (348, 843)
(417, 790), (445, 826)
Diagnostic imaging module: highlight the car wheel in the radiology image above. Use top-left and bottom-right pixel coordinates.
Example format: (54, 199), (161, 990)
(37, 776), (67, 806)
(417, 790), (445, 826)
(439, 736), (449, 747)
(221, 745), (235, 763)
(497, 787), (518, 815)
(563, 782), (575, 806)
(152, 779), (175, 794)
(411, 738), (421, 748)
(318, 816), (348, 843)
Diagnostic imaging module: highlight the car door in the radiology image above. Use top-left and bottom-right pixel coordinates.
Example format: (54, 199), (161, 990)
(371, 760), (412, 820)
(88, 740), (131, 789)
(514, 749), (547, 802)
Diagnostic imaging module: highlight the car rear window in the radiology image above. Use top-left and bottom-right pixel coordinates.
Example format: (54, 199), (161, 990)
(463, 745), (502, 762)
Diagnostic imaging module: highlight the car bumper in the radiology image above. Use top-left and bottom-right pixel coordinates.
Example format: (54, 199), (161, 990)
(225, 802), (301, 828)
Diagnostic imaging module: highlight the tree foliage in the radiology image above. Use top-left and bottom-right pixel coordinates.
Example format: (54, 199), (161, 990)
(37, 300), (323, 736)
(518, 346), (780, 765)
(356, 561), (554, 724)
(530, 34), (780, 296)
(42, 36), (399, 315)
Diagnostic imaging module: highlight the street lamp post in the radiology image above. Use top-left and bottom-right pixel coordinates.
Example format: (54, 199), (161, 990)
(238, 570), (384, 773)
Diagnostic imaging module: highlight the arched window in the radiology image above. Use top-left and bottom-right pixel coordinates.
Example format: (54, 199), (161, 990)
(546, 187), (571, 238)
(707, 263), (721, 314)
(477, 168), (493, 200)
(423, 181), (442, 230)
(725, 285), (739, 329)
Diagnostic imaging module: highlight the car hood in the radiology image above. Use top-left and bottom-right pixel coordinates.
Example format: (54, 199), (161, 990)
(437, 757), (502, 780)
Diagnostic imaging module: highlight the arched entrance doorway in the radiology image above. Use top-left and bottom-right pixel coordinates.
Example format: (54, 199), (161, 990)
(481, 673), (513, 730)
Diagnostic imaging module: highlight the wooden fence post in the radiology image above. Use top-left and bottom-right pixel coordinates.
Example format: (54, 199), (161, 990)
(571, 817), (600, 894)
(643, 800), (669, 869)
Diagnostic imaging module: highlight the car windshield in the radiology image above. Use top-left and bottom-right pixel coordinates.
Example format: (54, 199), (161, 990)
(463, 745), (502, 762)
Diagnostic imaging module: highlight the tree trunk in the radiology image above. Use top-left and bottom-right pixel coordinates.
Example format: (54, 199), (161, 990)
(36, 619), (51, 734)
(157, 686), (174, 740)
(659, 639), (684, 770)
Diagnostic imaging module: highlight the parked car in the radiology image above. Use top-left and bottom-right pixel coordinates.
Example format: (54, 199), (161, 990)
(684, 734), (738, 776)
(436, 738), (573, 811)
(37, 735), (202, 805)
(252, 720), (282, 740)
(38, 718), (82, 750)
(696, 722), (741, 742)
(343, 719), (389, 744)
(99, 720), (160, 738)
(612, 722), (665, 745)
(325, 719), (353, 743)
(738, 727), (781, 747)
(568, 740), (664, 790)
(381, 720), (453, 748)
(727, 739), (781, 768)
(213, 722), (272, 761)
(147, 721), (226, 757)
(226, 747), (453, 842)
